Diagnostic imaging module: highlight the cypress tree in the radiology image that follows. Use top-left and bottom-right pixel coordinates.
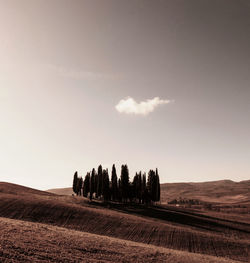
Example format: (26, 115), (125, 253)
(90, 168), (96, 200)
(128, 182), (134, 203)
(138, 171), (142, 204)
(111, 164), (118, 201)
(132, 173), (137, 202)
(142, 172), (146, 204)
(147, 170), (153, 201)
(97, 165), (103, 198)
(78, 177), (83, 196)
(118, 178), (122, 202)
(75, 177), (82, 196)
(132, 173), (139, 203)
(94, 171), (98, 197)
(102, 169), (110, 201)
(73, 171), (78, 195)
(76, 177), (80, 196)
(148, 169), (158, 202)
(156, 168), (160, 202)
(133, 171), (143, 204)
(121, 164), (129, 202)
(83, 172), (90, 198)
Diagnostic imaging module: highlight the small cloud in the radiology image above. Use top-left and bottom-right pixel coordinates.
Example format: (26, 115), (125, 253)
(115, 97), (172, 116)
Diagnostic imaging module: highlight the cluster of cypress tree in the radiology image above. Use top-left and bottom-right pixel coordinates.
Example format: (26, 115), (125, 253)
(72, 164), (160, 204)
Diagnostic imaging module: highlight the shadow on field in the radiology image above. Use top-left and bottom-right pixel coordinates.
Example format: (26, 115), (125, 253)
(91, 201), (250, 234)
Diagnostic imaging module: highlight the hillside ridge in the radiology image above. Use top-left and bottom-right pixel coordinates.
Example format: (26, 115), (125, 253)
(46, 179), (250, 205)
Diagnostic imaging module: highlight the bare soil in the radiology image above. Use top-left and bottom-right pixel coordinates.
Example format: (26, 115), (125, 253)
(160, 180), (250, 205)
(0, 217), (242, 263)
(0, 182), (250, 262)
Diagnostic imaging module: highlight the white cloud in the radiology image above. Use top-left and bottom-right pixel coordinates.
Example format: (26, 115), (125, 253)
(115, 97), (171, 116)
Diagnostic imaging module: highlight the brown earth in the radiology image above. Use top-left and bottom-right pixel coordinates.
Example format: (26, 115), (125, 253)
(160, 179), (250, 204)
(0, 182), (250, 262)
(0, 217), (241, 263)
(47, 187), (74, 196)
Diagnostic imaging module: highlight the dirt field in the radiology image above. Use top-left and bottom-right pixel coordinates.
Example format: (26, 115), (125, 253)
(160, 180), (250, 205)
(0, 182), (250, 262)
(0, 217), (242, 263)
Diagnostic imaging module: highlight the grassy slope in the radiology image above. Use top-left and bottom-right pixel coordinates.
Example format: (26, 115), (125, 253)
(47, 187), (74, 196)
(0, 182), (55, 196)
(0, 183), (249, 262)
(161, 180), (250, 204)
(0, 217), (241, 263)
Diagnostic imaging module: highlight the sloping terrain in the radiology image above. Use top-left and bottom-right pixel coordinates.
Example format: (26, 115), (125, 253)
(0, 217), (240, 263)
(0, 182), (55, 196)
(47, 179), (250, 205)
(47, 187), (73, 196)
(0, 182), (250, 262)
(161, 180), (250, 204)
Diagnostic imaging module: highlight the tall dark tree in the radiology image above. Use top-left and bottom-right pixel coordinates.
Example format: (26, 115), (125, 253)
(83, 172), (90, 197)
(111, 164), (118, 201)
(78, 177), (83, 196)
(142, 172), (146, 204)
(146, 169), (161, 203)
(133, 172), (142, 203)
(73, 171), (78, 195)
(90, 168), (96, 200)
(132, 173), (138, 202)
(155, 168), (160, 202)
(74, 176), (82, 196)
(138, 171), (142, 204)
(147, 169), (156, 202)
(128, 182), (134, 203)
(102, 169), (110, 201)
(97, 165), (103, 198)
(121, 164), (129, 202)
(94, 171), (98, 197)
(118, 178), (122, 202)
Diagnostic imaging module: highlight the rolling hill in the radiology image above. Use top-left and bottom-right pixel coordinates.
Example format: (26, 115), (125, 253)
(47, 187), (74, 196)
(0, 182), (250, 262)
(47, 179), (250, 204)
(0, 217), (240, 263)
(161, 180), (250, 204)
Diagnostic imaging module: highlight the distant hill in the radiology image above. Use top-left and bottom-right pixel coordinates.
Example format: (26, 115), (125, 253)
(161, 180), (250, 204)
(0, 182), (54, 196)
(47, 187), (74, 196)
(47, 179), (250, 204)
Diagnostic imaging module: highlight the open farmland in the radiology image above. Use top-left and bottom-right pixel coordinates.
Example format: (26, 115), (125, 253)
(0, 182), (250, 262)
(0, 217), (242, 263)
(160, 180), (250, 205)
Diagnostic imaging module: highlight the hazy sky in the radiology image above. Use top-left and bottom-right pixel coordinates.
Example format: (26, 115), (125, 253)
(1, 0), (250, 189)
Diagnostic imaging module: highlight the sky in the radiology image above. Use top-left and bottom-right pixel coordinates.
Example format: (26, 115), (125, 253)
(0, 0), (250, 190)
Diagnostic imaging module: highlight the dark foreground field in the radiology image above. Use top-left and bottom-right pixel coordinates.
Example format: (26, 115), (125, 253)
(0, 182), (250, 262)
(0, 217), (241, 263)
